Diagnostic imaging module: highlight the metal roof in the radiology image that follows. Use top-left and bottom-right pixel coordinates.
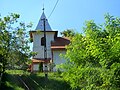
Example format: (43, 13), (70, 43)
(35, 12), (52, 31)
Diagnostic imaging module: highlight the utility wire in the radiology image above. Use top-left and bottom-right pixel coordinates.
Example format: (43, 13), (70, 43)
(48, 0), (60, 19)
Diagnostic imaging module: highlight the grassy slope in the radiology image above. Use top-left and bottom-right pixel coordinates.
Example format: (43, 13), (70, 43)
(0, 70), (71, 90)
(30, 73), (70, 90)
(0, 73), (24, 90)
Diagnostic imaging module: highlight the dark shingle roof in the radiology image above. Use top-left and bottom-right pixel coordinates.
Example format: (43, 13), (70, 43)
(51, 37), (70, 50)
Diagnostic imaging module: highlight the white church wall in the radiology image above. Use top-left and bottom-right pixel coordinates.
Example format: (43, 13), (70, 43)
(33, 32), (43, 58)
(33, 32), (55, 59)
(33, 64), (39, 71)
(53, 50), (66, 71)
(46, 32), (55, 58)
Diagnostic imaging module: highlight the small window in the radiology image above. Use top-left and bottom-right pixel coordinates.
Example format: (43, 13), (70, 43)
(41, 37), (45, 46)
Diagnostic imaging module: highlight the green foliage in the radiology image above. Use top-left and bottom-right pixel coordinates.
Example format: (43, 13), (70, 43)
(0, 73), (24, 90)
(61, 14), (120, 90)
(1, 71), (71, 90)
(60, 29), (76, 37)
(29, 73), (71, 90)
(0, 13), (32, 74)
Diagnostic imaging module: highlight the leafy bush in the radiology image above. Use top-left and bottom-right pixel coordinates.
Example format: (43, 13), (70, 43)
(61, 14), (120, 90)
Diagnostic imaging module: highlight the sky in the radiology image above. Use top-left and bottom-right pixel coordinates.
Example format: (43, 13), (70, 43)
(0, 0), (120, 35)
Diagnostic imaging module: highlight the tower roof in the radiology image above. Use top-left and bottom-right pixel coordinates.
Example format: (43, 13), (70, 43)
(35, 12), (52, 31)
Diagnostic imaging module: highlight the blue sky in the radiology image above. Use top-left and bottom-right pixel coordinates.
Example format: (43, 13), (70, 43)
(0, 0), (120, 35)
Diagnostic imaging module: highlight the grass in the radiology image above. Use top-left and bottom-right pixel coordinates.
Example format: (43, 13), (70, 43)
(4, 81), (23, 90)
(6, 70), (29, 75)
(30, 73), (70, 90)
(0, 73), (24, 90)
(1, 70), (71, 90)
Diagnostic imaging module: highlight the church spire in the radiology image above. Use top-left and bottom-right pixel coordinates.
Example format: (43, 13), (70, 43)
(35, 8), (52, 31)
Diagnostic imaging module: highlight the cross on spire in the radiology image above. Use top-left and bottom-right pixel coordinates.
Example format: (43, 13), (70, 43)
(42, 4), (45, 12)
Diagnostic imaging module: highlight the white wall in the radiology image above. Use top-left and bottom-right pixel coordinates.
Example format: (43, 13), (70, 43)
(33, 64), (39, 71)
(33, 32), (55, 59)
(53, 50), (66, 71)
(32, 31), (67, 72)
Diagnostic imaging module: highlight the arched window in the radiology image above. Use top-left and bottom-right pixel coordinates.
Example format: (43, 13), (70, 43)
(41, 37), (45, 46)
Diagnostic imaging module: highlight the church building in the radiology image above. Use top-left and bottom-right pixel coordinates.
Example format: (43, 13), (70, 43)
(29, 11), (70, 72)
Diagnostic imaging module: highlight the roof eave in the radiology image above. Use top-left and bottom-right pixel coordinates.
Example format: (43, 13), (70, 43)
(29, 30), (58, 41)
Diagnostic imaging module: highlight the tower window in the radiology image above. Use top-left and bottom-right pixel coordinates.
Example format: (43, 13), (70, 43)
(41, 37), (45, 46)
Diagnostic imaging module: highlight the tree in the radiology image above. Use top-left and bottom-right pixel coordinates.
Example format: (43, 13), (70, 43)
(0, 13), (32, 74)
(60, 29), (76, 37)
(61, 14), (120, 90)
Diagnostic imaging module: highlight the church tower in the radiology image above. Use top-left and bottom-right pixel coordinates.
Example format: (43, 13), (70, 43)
(30, 10), (58, 72)
(30, 9), (70, 72)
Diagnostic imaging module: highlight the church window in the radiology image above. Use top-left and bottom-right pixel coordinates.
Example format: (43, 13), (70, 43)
(41, 37), (45, 46)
